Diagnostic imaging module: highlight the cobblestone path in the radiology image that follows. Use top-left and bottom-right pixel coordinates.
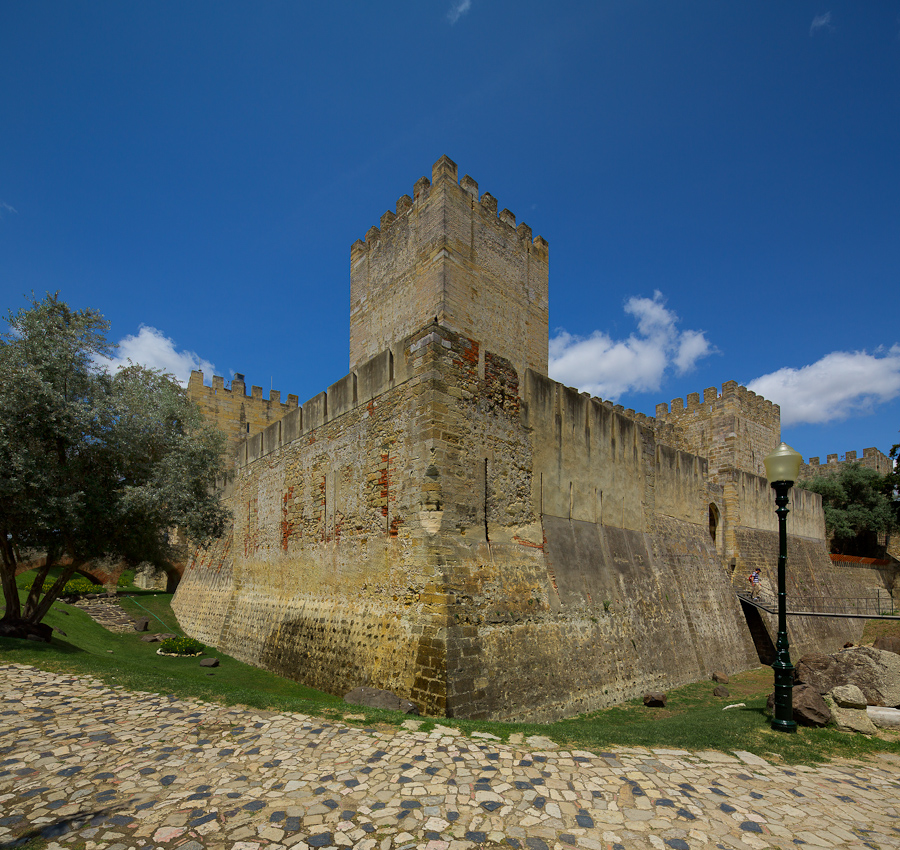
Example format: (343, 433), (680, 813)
(69, 598), (138, 634)
(1, 664), (899, 850)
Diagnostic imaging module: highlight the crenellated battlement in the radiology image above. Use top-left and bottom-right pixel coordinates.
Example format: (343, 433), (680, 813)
(350, 156), (549, 261)
(525, 378), (689, 453)
(187, 370), (298, 467)
(349, 156), (550, 382)
(800, 446), (893, 480)
(655, 380), (779, 423)
(189, 370), (300, 408)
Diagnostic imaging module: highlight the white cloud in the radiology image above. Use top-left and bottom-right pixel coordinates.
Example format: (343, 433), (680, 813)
(447, 0), (472, 25)
(0, 201), (17, 216)
(95, 325), (216, 386)
(747, 345), (900, 426)
(810, 12), (833, 35)
(548, 291), (713, 400)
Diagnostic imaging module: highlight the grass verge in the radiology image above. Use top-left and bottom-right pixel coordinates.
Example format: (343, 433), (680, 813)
(3, 572), (900, 766)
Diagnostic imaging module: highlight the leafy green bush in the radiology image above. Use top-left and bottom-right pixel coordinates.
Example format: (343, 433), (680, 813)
(117, 570), (135, 588)
(63, 577), (106, 594)
(158, 636), (205, 655)
(20, 576), (105, 595)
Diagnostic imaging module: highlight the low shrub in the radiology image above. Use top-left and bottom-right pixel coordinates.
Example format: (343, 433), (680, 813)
(20, 576), (105, 595)
(63, 577), (106, 594)
(158, 636), (205, 655)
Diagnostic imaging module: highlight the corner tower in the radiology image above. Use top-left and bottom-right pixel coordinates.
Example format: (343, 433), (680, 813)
(349, 155), (550, 382)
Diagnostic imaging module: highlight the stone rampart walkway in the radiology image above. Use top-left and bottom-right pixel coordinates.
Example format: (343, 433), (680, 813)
(1, 663), (899, 850)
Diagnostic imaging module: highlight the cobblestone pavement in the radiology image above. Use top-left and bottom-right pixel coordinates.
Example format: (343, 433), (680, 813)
(2, 664), (899, 850)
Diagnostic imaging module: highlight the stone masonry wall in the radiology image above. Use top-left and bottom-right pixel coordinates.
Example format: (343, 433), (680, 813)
(827, 555), (898, 597)
(176, 320), (874, 720)
(731, 529), (865, 655)
(175, 324), (456, 715)
(466, 370), (761, 721)
(177, 323), (762, 720)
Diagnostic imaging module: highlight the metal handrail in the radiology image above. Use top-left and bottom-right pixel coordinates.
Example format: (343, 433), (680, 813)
(737, 589), (900, 620)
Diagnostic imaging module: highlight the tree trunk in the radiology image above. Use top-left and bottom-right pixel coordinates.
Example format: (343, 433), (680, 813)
(26, 562), (81, 625)
(23, 555), (56, 619)
(0, 567), (21, 622)
(0, 536), (21, 622)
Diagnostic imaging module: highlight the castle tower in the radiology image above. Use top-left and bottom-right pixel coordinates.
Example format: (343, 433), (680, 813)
(349, 155), (550, 383)
(655, 381), (781, 480)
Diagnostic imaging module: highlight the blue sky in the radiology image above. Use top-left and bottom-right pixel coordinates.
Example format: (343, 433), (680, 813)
(2, 1), (898, 465)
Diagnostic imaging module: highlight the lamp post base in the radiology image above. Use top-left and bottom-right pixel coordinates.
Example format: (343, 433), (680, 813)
(771, 658), (797, 733)
(771, 717), (798, 733)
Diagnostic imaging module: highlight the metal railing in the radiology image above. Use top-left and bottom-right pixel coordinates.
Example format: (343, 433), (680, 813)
(737, 589), (899, 619)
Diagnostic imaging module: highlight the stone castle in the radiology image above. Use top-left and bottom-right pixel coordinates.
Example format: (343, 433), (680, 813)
(174, 156), (885, 721)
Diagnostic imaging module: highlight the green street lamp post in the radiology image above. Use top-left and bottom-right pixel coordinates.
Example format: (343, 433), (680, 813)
(763, 441), (803, 734)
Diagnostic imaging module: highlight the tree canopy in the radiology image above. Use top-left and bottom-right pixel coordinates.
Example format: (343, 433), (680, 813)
(797, 462), (897, 557)
(0, 293), (228, 628)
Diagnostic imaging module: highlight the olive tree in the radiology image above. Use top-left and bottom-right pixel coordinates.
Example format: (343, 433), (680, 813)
(0, 293), (227, 628)
(797, 462), (897, 556)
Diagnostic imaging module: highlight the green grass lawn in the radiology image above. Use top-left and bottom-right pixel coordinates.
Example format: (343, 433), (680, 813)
(3, 569), (900, 766)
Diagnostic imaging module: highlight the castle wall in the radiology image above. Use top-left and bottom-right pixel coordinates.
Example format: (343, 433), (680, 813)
(349, 156), (549, 384)
(452, 509), (762, 722)
(799, 446), (894, 480)
(175, 325), (454, 714)
(176, 323), (765, 721)
(187, 371), (299, 467)
(827, 555), (898, 596)
(457, 369), (760, 721)
(720, 468), (826, 541)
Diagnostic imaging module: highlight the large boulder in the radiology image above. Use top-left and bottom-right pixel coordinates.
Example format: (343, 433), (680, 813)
(766, 684), (831, 727)
(831, 684), (866, 709)
(643, 692), (667, 707)
(786, 684), (832, 727)
(874, 635), (900, 656)
(795, 646), (900, 707)
(344, 687), (419, 715)
(823, 695), (877, 735)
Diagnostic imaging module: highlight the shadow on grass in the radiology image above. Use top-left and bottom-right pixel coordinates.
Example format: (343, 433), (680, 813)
(0, 636), (86, 656)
